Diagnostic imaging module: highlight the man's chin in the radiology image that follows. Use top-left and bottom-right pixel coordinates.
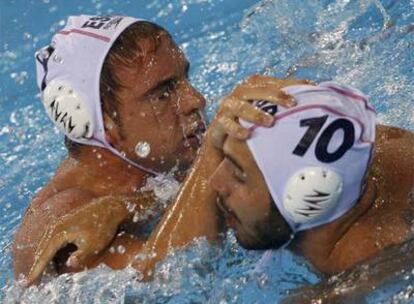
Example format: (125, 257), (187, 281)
(233, 226), (284, 251)
(234, 228), (267, 250)
(177, 145), (199, 168)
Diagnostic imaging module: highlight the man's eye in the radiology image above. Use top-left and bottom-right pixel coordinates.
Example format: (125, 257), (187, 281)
(228, 161), (246, 183)
(159, 81), (177, 100)
(233, 168), (247, 183)
(224, 157), (246, 183)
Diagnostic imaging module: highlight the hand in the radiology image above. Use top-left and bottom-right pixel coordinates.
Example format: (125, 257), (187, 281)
(209, 75), (312, 150)
(21, 193), (154, 286)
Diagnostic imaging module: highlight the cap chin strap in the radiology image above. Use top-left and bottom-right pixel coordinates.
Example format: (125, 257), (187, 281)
(42, 79), (160, 175)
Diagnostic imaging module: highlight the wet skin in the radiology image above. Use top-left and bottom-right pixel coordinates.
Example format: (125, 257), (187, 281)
(12, 33), (207, 283)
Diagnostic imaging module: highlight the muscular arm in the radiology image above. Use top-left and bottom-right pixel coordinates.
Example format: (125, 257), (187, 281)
(13, 187), (96, 283)
(88, 131), (225, 276)
(13, 188), (155, 286)
(122, 133), (225, 277)
(283, 238), (414, 304)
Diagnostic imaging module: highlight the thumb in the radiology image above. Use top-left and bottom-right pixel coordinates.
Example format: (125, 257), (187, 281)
(65, 249), (88, 269)
(24, 228), (69, 286)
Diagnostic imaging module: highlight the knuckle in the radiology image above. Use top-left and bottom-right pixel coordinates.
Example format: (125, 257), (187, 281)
(217, 114), (228, 125)
(234, 100), (247, 113)
(232, 86), (243, 97)
(254, 112), (266, 122)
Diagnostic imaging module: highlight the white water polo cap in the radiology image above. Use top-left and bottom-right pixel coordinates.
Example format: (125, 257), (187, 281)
(35, 15), (158, 174)
(243, 82), (376, 233)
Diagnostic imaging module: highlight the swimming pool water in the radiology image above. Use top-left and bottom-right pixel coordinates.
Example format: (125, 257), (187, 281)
(1, 0), (413, 303)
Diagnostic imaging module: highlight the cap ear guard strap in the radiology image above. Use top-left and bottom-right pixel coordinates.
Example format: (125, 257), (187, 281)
(35, 45), (55, 91)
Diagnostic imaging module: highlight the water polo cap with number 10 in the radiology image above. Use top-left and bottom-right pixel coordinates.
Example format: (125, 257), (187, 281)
(242, 82), (376, 233)
(35, 15), (159, 174)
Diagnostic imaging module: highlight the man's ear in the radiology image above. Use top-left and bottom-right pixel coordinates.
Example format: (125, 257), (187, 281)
(103, 112), (122, 146)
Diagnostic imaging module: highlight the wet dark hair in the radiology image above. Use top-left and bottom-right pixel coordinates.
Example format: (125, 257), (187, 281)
(65, 21), (168, 155)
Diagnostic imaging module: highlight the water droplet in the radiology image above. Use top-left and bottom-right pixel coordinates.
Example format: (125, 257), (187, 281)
(23, 32), (32, 40)
(117, 245), (126, 254)
(126, 201), (136, 212)
(132, 212), (139, 223)
(135, 141), (151, 158)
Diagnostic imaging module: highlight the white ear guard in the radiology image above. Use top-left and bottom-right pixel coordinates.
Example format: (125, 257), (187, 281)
(42, 80), (94, 139)
(283, 167), (343, 226)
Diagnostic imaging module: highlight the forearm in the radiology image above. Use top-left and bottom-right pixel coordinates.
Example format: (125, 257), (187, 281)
(284, 238), (414, 303)
(14, 192), (154, 286)
(134, 132), (224, 276)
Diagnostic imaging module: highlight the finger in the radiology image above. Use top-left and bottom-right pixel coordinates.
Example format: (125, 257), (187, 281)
(233, 85), (296, 107)
(283, 77), (315, 86)
(65, 249), (88, 269)
(243, 75), (311, 87)
(25, 228), (68, 286)
(217, 115), (251, 140)
(223, 98), (274, 127)
(243, 75), (283, 86)
(209, 122), (227, 149)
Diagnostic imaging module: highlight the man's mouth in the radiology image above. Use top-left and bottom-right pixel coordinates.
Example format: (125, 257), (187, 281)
(216, 197), (241, 228)
(183, 120), (206, 146)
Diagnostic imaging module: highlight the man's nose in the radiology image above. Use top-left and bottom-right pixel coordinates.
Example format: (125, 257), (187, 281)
(177, 81), (206, 115)
(209, 161), (232, 197)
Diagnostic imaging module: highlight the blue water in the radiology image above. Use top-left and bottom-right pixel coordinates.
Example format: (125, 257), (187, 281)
(1, 0), (413, 303)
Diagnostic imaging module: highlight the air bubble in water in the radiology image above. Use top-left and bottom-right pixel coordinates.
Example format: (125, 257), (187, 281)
(10, 71), (28, 85)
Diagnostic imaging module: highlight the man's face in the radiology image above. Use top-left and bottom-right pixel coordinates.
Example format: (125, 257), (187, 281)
(107, 33), (206, 173)
(210, 137), (291, 250)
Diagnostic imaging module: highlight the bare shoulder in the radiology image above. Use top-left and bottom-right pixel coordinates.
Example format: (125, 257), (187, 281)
(373, 124), (413, 183)
(376, 124), (413, 146)
(321, 125), (413, 274)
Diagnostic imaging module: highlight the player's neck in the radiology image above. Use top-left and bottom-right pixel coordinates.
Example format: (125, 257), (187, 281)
(290, 179), (377, 274)
(73, 145), (151, 183)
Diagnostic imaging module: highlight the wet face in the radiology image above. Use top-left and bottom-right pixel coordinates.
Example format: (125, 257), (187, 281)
(105, 33), (206, 173)
(209, 138), (292, 250)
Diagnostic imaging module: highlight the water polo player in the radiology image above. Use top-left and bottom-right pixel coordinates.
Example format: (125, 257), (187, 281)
(12, 16), (297, 285)
(22, 77), (413, 290)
